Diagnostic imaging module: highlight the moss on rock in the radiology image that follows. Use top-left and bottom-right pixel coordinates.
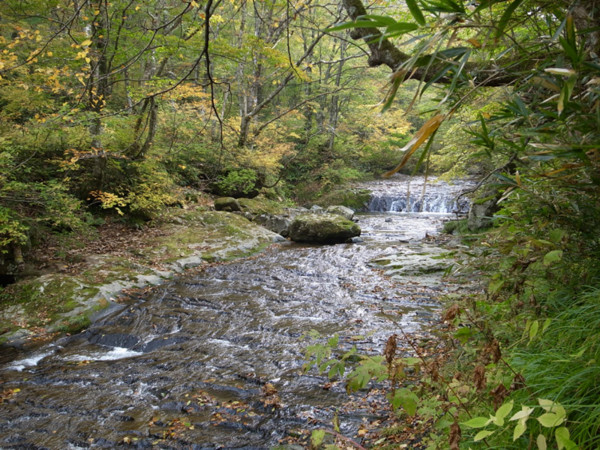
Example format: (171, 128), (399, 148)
(0, 208), (281, 346)
(288, 213), (361, 244)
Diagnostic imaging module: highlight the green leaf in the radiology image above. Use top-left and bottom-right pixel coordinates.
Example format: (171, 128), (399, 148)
(538, 413), (565, 428)
(537, 433), (547, 450)
(514, 419), (527, 440)
(559, 37), (580, 65)
(510, 406), (534, 421)
(543, 250), (563, 266)
(385, 22), (419, 35)
(328, 361), (345, 379)
(425, 0), (466, 13)
(493, 172), (518, 186)
(326, 20), (381, 32)
(555, 427), (578, 450)
(474, 429), (495, 441)
(406, 0), (426, 26)
(542, 318), (552, 333)
(566, 14), (576, 49)
(441, 49), (471, 105)
(556, 427), (569, 450)
(548, 229), (566, 243)
(454, 326), (473, 344)
(327, 334), (339, 347)
(496, 0), (525, 39)
(489, 277), (505, 295)
(311, 429), (326, 448)
(558, 76), (576, 115)
(390, 388), (419, 416)
(462, 416), (492, 428)
(538, 399), (566, 417)
(529, 320), (539, 342)
(495, 400), (514, 423)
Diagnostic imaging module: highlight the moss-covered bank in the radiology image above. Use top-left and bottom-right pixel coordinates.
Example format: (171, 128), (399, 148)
(0, 208), (281, 346)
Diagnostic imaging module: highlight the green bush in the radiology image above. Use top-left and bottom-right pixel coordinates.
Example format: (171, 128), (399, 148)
(213, 169), (260, 198)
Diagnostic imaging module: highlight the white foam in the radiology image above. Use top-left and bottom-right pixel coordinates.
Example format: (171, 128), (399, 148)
(7, 351), (53, 371)
(65, 347), (142, 362)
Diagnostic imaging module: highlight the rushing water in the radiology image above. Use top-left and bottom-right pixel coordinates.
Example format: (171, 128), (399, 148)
(0, 177), (471, 448)
(363, 176), (472, 213)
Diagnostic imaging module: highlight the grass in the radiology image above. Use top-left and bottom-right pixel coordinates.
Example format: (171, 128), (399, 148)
(510, 287), (600, 446)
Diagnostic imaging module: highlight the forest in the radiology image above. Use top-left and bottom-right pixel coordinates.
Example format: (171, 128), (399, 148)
(0, 0), (599, 448)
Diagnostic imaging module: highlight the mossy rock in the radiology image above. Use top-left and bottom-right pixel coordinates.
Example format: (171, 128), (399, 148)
(214, 197), (241, 212)
(237, 195), (287, 216)
(0, 207), (281, 345)
(326, 205), (355, 220)
(443, 219), (469, 235)
(288, 213), (361, 244)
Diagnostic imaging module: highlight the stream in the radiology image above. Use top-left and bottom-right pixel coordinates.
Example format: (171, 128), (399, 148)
(0, 176), (472, 449)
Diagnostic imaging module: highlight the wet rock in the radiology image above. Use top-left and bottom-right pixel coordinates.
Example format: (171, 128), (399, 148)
(114, 414), (135, 422)
(315, 188), (373, 211)
(254, 213), (292, 237)
(87, 332), (139, 349)
(1, 328), (31, 348)
(140, 336), (188, 352)
(288, 213), (361, 244)
(325, 205), (355, 220)
(214, 197), (242, 212)
(467, 185), (501, 231)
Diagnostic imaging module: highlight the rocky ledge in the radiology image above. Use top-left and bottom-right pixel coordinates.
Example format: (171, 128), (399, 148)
(0, 208), (282, 348)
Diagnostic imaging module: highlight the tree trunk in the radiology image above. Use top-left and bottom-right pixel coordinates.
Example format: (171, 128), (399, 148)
(89, 0), (110, 189)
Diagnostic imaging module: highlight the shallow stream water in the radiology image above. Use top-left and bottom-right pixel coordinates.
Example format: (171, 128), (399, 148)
(0, 176), (471, 449)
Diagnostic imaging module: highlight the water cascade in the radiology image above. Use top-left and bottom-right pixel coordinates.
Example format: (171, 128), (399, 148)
(363, 176), (473, 214)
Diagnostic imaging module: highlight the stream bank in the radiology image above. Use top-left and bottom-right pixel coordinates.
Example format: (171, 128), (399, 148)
(0, 205), (285, 349)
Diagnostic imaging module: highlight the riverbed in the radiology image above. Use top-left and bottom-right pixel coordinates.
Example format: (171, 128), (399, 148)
(0, 177), (471, 448)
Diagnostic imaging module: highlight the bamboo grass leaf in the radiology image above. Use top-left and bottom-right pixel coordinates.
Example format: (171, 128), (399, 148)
(496, 0), (525, 39)
(406, 0), (426, 26)
(383, 114), (445, 177)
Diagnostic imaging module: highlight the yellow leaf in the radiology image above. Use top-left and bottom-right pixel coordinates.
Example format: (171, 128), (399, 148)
(534, 76), (560, 92)
(80, 39), (92, 47)
(383, 114), (445, 178)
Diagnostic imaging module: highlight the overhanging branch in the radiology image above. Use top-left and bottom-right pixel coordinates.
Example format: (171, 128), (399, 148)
(340, 0), (526, 87)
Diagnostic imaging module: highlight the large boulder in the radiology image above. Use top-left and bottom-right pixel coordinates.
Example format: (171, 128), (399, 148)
(467, 187), (502, 231)
(326, 205), (355, 220)
(253, 214), (292, 237)
(214, 197), (241, 212)
(288, 213), (361, 244)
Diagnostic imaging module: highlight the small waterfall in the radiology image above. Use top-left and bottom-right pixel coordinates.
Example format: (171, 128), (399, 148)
(361, 176), (472, 214)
